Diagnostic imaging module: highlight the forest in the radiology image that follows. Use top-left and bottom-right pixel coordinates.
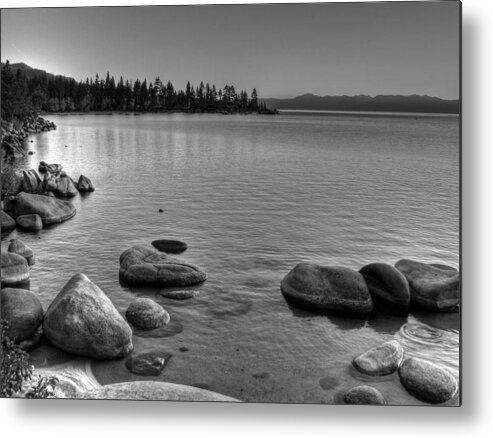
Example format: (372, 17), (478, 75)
(1, 60), (274, 120)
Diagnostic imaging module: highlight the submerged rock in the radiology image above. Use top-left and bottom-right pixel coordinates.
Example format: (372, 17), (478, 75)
(280, 262), (373, 317)
(78, 381), (239, 401)
(125, 350), (172, 376)
(151, 239), (188, 254)
(343, 385), (386, 405)
(352, 340), (404, 376)
(43, 273), (133, 360)
(15, 192), (76, 225)
(0, 252), (30, 287)
(8, 238), (35, 266)
(359, 263), (410, 315)
(398, 357), (458, 404)
(159, 289), (200, 300)
(16, 214), (43, 232)
(1, 210), (16, 232)
(395, 259), (460, 312)
(1, 288), (43, 350)
(126, 298), (170, 330)
(119, 245), (207, 287)
(77, 174), (95, 192)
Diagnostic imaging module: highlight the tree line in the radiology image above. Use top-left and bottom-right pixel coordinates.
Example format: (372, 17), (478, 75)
(1, 60), (273, 120)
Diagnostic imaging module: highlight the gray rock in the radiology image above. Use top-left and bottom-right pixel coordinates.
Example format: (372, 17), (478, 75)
(126, 298), (170, 330)
(78, 381), (239, 401)
(21, 169), (43, 193)
(1, 210), (16, 232)
(56, 174), (78, 198)
(8, 239), (35, 266)
(398, 357), (458, 404)
(43, 273), (133, 359)
(395, 259), (460, 312)
(343, 385), (386, 405)
(159, 290), (200, 300)
(352, 340), (404, 376)
(359, 263), (410, 315)
(125, 350), (172, 376)
(16, 214), (43, 232)
(0, 252), (30, 287)
(151, 239), (188, 254)
(1, 288), (44, 349)
(280, 262), (374, 316)
(119, 245), (207, 287)
(77, 175), (95, 192)
(15, 192), (76, 225)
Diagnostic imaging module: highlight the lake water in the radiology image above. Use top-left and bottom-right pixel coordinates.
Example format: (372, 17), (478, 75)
(4, 111), (460, 404)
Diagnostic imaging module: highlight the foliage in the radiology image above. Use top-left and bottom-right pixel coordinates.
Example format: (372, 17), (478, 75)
(1, 60), (272, 117)
(0, 320), (58, 398)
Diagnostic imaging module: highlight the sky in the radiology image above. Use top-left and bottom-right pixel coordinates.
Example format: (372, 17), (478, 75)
(0, 1), (460, 99)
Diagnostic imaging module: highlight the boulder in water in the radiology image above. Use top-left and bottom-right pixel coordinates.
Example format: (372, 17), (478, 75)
(78, 381), (239, 401)
(16, 214), (43, 232)
(15, 192), (76, 225)
(280, 262), (374, 317)
(395, 259), (460, 312)
(43, 273), (133, 359)
(398, 357), (458, 404)
(1, 210), (16, 232)
(359, 263), (410, 315)
(21, 169), (43, 193)
(343, 385), (386, 405)
(1, 288), (44, 350)
(77, 175), (95, 192)
(352, 340), (404, 376)
(8, 238), (35, 266)
(126, 298), (170, 330)
(0, 252), (30, 287)
(151, 239), (188, 254)
(56, 174), (78, 198)
(160, 289), (200, 300)
(119, 245), (207, 287)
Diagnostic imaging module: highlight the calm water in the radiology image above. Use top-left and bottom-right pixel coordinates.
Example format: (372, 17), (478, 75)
(4, 112), (460, 404)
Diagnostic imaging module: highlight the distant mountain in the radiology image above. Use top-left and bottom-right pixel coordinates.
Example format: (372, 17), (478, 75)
(261, 93), (460, 114)
(1, 62), (63, 80)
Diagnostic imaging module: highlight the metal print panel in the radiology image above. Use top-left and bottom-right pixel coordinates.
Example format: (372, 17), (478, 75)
(0, 1), (461, 405)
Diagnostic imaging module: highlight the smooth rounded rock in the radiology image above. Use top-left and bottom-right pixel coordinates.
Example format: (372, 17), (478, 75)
(398, 357), (458, 404)
(359, 263), (410, 315)
(280, 262), (374, 316)
(1, 210), (16, 232)
(78, 381), (239, 401)
(126, 298), (170, 330)
(119, 245), (207, 287)
(15, 192), (76, 225)
(8, 238), (35, 265)
(151, 239), (188, 254)
(43, 273), (133, 359)
(16, 214), (43, 232)
(125, 350), (172, 376)
(1, 288), (44, 348)
(1, 252), (30, 286)
(352, 340), (404, 376)
(56, 174), (78, 198)
(77, 174), (95, 192)
(159, 290), (200, 300)
(395, 259), (459, 312)
(343, 385), (386, 405)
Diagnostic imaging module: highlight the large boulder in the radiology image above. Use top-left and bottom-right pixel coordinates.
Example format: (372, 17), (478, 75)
(0, 252), (30, 287)
(125, 298), (170, 330)
(16, 214), (43, 232)
(78, 381), (239, 401)
(398, 357), (458, 404)
(119, 245), (207, 287)
(1, 210), (16, 232)
(21, 169), (43, 193)
(395, 259), (460, 312)
(352, 340), (404, 376)
(15, 192), (76, 225)
(151, 239), (188, 254)
(343, 385), (386, 405)
(359, 263), (410, 315)
(1, 288), (44, 350)
(8, 238), (35, 266)
(77, 175), (95, 193)
(280, 263), (374, 317)
(43, 273), (133, 360)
